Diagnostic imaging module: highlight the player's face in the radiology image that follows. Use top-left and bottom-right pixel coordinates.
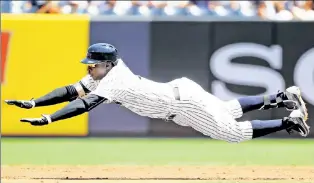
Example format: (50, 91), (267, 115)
(88, 61), (113, 80)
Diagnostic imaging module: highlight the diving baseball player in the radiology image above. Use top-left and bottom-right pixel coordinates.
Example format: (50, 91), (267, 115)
(5, 43), (310, 143)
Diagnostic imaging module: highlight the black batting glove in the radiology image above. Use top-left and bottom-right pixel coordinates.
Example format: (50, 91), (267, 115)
(5, 99), (35, 109)
(20, 115), (51, 126)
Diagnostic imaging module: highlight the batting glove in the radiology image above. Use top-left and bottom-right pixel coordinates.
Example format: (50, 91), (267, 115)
(20, 115), (52, 126)
(5, 99), (35, 109)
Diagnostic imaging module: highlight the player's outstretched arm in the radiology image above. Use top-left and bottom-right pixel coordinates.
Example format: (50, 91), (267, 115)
(4, 81), (90, 109)
(20, 94), (106, 126)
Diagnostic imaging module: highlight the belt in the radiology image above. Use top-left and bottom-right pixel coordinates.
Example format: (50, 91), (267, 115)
(173, 87), (180, 101)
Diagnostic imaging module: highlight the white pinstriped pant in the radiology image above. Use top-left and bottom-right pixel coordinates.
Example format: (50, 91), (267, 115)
(168, 77), (253, 143)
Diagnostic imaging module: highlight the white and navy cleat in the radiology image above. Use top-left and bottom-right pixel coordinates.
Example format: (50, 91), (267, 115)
(285, 86), (308, 121)
(284, 110), (310, 137)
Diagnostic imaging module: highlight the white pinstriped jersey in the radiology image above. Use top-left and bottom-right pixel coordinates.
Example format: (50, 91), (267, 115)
(91, 59), (176, 119)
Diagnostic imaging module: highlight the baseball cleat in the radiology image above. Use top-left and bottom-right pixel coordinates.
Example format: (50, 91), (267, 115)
(284, 110), (310, 137)
(285, 86), (308, 121)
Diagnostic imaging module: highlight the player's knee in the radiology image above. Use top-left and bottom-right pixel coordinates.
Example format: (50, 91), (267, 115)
(212, 137), (242, 143)
(225, 99), (243, 119)
(221, 128), (252, 144)
(210, 133), (246, 144)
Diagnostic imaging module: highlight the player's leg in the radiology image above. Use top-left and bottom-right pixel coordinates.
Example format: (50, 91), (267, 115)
(172, 99), (253, 143)
(225, 86), (308, 120)
(169, 77), (249, 142)
(171, 78), (309, 142)
(245, 110), (309, 138)
(174, 100), (309, 143)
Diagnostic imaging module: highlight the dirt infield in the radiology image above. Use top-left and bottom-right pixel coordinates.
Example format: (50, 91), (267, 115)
(2, 165), (314, 183)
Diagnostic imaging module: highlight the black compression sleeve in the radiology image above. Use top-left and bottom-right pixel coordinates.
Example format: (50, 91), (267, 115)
(50, 94), (105, 122)
(50, 98), (87, 122)
(34, 85), (78, 107)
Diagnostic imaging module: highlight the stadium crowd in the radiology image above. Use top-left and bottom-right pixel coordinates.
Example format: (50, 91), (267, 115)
(2, 0), (314, 20)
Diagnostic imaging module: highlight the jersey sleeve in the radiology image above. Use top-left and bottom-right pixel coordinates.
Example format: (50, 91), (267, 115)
(72, 74), (100, 97)
(79, 74), (100, 92)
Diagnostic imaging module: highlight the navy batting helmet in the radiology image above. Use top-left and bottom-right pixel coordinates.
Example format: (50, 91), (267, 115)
(81, 43), (119, 65)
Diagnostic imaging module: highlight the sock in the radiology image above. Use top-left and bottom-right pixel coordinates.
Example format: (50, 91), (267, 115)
(250, 119), (293, 138)
(251, 119), (282, 129)
(238, 93), (288, 113)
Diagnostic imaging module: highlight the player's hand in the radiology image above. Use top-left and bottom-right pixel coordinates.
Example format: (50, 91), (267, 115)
(20, 115), (50, 126)
(4, 99), (35, 109)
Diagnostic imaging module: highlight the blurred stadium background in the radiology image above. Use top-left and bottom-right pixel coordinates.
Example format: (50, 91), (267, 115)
(1, 1), (314, 183)
(1, 0), (314, 20)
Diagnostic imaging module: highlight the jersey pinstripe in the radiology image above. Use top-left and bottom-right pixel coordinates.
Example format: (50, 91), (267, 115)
(91, 59), (253, 143)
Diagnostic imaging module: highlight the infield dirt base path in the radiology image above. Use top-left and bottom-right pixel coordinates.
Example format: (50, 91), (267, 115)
(2, 165), (314, 183)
